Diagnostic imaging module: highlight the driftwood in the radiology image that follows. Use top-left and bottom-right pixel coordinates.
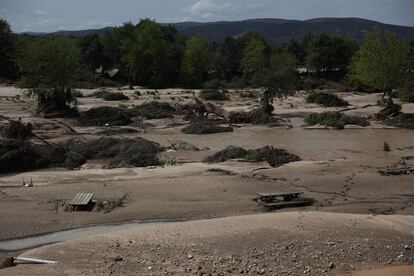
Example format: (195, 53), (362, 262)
(14, 257), (57, 264)
(0, 113), (55, 148)
(182, 95), (230, 121)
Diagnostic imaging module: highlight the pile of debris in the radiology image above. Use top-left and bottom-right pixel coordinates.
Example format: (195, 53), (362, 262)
(229, 109), (286, 126)
(205, 145), (300, 167)
(204, 146), (247, 162)
(35, 89), (79, 118)
(384, 113), (414, 129)
(0, 120), (162, 173)
(0, 139), (83, 174)
(229, 91), (290, 126)
(0, 116), (82, 174)
(62, 137), (163, 169)
(131, 101), (177, 119)
(79, 106), (133, 126)
(0, 118), (33, 141)
(306, 92), (349, 107)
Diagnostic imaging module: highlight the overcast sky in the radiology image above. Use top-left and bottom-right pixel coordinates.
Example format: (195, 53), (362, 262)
(1, 0), (413, 33)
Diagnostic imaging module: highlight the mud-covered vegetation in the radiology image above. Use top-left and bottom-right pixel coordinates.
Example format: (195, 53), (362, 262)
(304, 112), (369, 129)
(306, 92), (349, 107)
(0, 135), (164, 174)
(205, 145), (300, 167)
(199, 89), (229, 101)
(63, 137), (162, 169)
(384, 113), (414, 129)
(92, 90), (129, 101)
(131, 101), (177, 119)
(182, 122), (233, 134)
(79, 106), (133, 126)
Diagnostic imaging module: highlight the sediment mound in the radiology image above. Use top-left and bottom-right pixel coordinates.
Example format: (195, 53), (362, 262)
(205, 146), (247, 162)
(79, 106), (133, 126)
(306, 92), (349, 107)
(205, 145), (300, 167)
(181, 122), (233, 134)
(131, 101), (176, 119)
(304, 111), (369, 129)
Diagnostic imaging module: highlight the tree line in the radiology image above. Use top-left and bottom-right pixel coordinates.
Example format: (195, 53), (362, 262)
(0, 18), (413, 97)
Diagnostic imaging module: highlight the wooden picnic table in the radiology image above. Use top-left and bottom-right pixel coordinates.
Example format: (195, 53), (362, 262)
(256, 192), (303, 203)
(255, 192), (312, 209)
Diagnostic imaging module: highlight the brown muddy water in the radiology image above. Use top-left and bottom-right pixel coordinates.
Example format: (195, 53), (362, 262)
(146, 126), (414, 160)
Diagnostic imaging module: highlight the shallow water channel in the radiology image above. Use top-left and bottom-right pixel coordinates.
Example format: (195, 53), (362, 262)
(0, 221), (175, 251)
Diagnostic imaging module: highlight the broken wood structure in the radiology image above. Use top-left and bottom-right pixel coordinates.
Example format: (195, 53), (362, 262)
(256, 192), (313, 209)
(68, 193), (96, 211)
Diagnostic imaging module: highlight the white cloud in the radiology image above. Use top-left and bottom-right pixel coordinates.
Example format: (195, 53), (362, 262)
(185, 0), (243, 20)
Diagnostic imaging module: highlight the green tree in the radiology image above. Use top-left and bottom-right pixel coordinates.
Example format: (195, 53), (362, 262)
(18, 37), (81, 116)
(213, 37), (243, 81)
(286, 38), (306, 64)
(181, 36), (211, 87)
(100, 22), (135, 70)
(259, 51), (298, 113)
(349, 29), (412, 119)
(306, 33), (357, 73)
(122, 19), (180, 88)
(79, 34), (104, 71)
(349, 29), (411, 93)
(241, 35), (268, 83)
(0, 19), (18, 80)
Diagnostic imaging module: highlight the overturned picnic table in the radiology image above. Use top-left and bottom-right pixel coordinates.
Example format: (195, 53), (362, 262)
(256, 192), (313, 209)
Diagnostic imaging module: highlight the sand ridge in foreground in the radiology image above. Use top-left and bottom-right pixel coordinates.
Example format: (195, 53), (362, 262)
(2, 211), (414, 275)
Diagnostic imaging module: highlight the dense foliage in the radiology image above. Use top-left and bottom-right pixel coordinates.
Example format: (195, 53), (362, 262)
(0, 19), (18, 80)
(2, 17), (413, 95)
(349, 29), (411, 92)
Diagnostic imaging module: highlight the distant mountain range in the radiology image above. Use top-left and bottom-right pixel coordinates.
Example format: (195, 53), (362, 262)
(21, 17), (414, 42)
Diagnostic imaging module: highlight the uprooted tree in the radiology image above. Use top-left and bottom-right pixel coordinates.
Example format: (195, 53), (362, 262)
(349, 29), (412, 120)
(18, 37), (82, 117)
